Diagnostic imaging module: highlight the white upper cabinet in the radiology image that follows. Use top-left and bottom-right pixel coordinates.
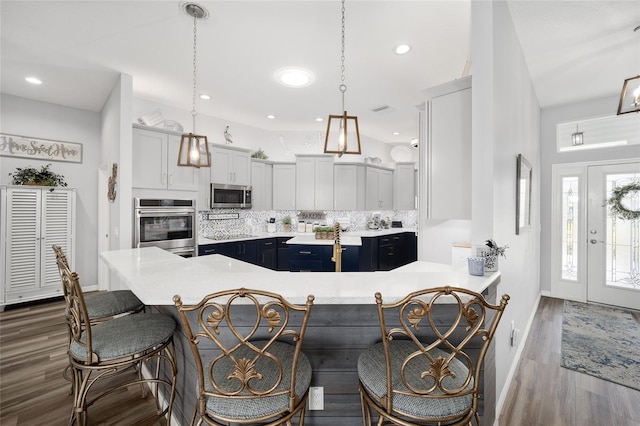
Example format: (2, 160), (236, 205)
(393, 163), (416, 210)
(366, 166), (393, 210)
(422, 76), (471, 220)
(334, 163), (366, 211)
(295, 155), (334, 210)
(132, 127), (198, 191)
(211, 145), (251, 186)
(272, 163), (296, 211)
(251, 160), (273, 211)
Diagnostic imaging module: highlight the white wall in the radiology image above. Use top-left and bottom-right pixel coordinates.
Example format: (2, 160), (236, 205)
(539, 95), (639, 294)
(0, 93), (101, 287)
(472, 1), (541, 421)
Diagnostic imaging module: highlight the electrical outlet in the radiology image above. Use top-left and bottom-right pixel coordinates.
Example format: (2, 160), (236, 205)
(309, 386), (324, 410)
(510, 320), (520, 347)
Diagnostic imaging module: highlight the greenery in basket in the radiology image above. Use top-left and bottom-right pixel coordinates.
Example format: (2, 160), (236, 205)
(9, 163), (67, 187)
(282, 216), (291, 225)
(313, 226), (335, 233)
(251, 148), (269, 160)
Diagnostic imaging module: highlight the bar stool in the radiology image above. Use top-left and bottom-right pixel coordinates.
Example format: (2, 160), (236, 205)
(59, 263), (177, 425)
(53, 245), (145, 386)
(174, 288), (315, 425)
(357, 287), (509, 426)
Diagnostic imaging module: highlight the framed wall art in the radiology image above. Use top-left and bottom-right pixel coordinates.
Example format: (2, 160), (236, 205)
(516, 154), (532, 235)
(0, 133), (83, 163)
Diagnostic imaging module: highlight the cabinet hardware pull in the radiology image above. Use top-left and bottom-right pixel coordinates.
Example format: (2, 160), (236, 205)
(264, 242), (273, 246)
(299, 251), (312, 255)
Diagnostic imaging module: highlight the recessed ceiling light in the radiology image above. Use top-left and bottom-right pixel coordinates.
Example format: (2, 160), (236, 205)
(25, 77), (42, 85)
(315, 117), (324, 122)
(266, 114), (276, 119)
(394, 44), (412, 55)
(274, 67), (315, 88)
(393, 131), (401, 136)
(199, 94), (210, 100)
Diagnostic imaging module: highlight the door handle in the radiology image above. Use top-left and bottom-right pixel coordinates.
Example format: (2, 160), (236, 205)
(590, 239), (604, 244)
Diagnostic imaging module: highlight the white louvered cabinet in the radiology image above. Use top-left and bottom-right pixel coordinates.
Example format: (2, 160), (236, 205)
(1, 186), (76, 310)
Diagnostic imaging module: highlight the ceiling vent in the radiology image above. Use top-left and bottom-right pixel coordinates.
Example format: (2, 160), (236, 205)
(371, 104), (395, 113)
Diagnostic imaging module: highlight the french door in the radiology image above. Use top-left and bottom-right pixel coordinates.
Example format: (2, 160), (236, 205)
(587, 163), (640, 310)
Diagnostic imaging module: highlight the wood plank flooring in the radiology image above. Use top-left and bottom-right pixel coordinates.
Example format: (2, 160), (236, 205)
(1, 295), (638, 425)
(498, 296), (640, 426)
(0, 297), (167, 426)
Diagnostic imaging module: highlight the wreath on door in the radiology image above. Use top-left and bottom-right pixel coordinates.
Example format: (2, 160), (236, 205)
(608, 182), (640, 220)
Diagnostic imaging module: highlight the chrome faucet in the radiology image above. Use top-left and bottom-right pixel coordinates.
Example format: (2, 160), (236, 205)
(331, 222), (343, 272)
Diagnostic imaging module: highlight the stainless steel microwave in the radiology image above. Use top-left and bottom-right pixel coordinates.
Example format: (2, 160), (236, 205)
(211, 183), (252, 209)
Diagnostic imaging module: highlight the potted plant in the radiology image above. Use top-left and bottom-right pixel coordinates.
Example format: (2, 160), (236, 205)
(251, 148), (268, 160)
(282, 216), (292, 232)
(482, 239), (508, 272)
(9, 163), (67, 187)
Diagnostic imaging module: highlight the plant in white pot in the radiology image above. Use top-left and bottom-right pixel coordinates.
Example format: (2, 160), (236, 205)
(9, 163), (67, 187)
(482, 239), (508, 272)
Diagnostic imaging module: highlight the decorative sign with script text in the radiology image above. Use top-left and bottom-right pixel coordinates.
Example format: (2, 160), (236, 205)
(0, 134), (83, 163)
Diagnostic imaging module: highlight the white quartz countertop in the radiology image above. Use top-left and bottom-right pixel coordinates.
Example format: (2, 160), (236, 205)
(198, 228), (416, 245)
(100, 247), (500, 306)
(285, 234), (361, 246)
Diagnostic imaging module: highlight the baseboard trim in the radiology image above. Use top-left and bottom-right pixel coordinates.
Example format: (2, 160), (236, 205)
(493, 292), (542, 426)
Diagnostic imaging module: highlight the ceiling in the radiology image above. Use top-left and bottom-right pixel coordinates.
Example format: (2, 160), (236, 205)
(1, 1), (638, 145)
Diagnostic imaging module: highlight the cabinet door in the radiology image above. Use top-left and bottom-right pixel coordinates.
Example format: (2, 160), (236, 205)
(4, 188), (40, 294)
(231, 151), (251, 185)
(393, 164), (416, 210)
(334, 164), (365, 211)
(257, 239), (277, 269)
(378, 169), (393, 210)
(295, 157), (315, 210)
(273, 164), (296, 210)
(41, 189), (75, 288)
(365, 168), (379, 210)
(166, 134), (198, 190)
(133, 128), (167, 189)
(211, 147), (232, 184)
(251, 161), (273, 210)
(314, 157), (334, 210)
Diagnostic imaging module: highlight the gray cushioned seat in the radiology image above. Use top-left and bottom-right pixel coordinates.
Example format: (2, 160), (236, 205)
(358, 341), (473, 420)
(70, 313), (175, 362)
(84, 290), (143, 319)
(204, 341), (312, 421)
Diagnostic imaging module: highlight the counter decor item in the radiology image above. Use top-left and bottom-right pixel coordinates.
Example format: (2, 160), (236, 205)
(481, 239), (508, 272)
(314, 226), (335, 240)
(251, 148), (268, 160)
(9, 163), (67, 187)
(282, 215), (292, 232)
(608, 181), (640, 220)
(107, 163), (117, 202)
(467, 256), (485, 276)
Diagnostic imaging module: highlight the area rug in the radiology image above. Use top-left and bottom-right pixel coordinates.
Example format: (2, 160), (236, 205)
(561, 300), (640, 391)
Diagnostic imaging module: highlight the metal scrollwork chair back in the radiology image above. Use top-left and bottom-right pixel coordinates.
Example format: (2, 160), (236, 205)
(358, 286), (510, 426)
(174, 288), (315, 426)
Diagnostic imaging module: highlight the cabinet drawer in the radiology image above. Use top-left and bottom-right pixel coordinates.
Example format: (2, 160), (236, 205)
(289, 246), (326, 260)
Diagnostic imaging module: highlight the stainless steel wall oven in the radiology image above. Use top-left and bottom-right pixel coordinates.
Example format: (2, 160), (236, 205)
(134, 198), (197, 257)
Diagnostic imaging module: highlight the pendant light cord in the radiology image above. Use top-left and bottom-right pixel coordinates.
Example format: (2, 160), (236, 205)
(339, 0), (347, 112)
(191, 12), (198, 133)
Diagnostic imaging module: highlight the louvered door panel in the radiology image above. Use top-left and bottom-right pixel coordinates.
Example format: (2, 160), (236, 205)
(5, 188), (40, 293)
(42, 190), (73, 288)
(2, 186), (75, 306)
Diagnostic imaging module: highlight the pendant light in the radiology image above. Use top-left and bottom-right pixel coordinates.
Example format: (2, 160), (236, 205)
(571, 124), (584, 146)
(617, 75), (640, 115)
(323, 0), (361, 157)
(178, 2), (211, 168)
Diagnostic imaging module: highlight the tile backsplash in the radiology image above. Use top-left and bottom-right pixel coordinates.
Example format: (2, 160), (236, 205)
(199, 209), (417, 239)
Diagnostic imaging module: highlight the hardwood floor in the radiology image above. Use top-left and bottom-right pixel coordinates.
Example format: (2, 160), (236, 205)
(0, 297), (167, 426)
(498, 296), (640, 426)
(1, 295), (638, 425)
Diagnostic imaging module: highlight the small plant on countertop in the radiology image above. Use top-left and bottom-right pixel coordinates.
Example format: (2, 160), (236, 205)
(282, 216), (291, 225)
(251, 148), (268, 160)
(485, 239), (508, 258)
(9, 163), (67, 187)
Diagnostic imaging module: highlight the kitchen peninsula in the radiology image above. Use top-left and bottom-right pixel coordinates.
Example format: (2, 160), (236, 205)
(101, 247), (502, 425)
